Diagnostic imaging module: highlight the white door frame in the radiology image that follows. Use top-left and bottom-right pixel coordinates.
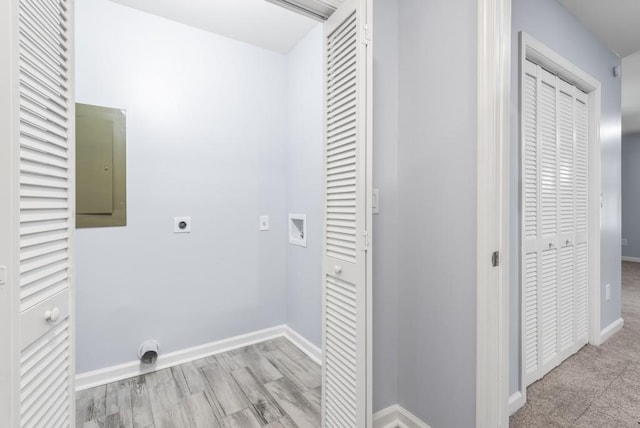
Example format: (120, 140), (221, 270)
(0, 1), (19, 423)
(476, 0), (511, 426)
(476, 0), (604, 424)
(516, 31), (602, 409)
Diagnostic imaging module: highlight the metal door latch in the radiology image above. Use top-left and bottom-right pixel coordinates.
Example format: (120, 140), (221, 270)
(491, 251), (500, 267)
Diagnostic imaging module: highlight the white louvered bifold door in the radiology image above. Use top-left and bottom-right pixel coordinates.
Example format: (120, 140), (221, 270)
(322, 0), (372, 426)
(10, 0), (75, 426)
(522, 60), (588, 387)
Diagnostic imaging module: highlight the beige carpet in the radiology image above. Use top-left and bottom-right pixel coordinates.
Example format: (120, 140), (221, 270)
(510, 261), (640, 427)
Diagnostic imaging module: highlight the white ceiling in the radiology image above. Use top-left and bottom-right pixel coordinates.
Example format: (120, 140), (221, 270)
(108, 0), (319, 53)
(559, 0), (640, 134)
(558, 0), (640, 57)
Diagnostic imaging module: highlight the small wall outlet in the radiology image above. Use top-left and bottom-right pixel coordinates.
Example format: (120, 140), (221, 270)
(174, 217), (191, 233)
(259, 215), (269, 231)
(605, 283), (611, 301)
(622, 238), (628, 246)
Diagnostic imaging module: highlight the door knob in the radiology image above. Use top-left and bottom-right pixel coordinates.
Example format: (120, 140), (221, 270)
(45, 307), (60, 323)
(566, 239), (571, 246)
(334, 265), (343, 275)
(548, 242), (555, 249)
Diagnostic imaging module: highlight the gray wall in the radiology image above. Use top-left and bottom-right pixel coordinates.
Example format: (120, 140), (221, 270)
(284, 24), (323, 347)
(75, 0), (289, 373)
(372, 0), (399, 412)
(509, 0), (622, 396)
(397, 1), (478, 426)
(622, 133), (640, 258)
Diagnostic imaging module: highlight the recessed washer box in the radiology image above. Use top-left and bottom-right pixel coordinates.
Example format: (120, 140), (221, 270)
(288, 214), (307, 247)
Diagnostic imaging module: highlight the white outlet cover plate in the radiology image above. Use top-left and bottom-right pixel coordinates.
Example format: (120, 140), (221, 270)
(605, 284), (611, 301)
(260, 215), (269, 231)
(174, 217), (191, 233)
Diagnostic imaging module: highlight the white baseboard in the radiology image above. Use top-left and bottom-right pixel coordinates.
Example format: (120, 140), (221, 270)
(282, 325), (322, 365)
(76, 324), (321, 391)
(622, 256), (640, 263)
(373, 405), (431, 428)
(508, 391), (525, 415)
(599, 318), (624, 344)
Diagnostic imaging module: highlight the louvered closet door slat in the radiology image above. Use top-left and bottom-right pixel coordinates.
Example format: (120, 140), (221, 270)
(557, 82), (575, 354)
(538, 69), (559, 371)
(18, 0), (71, 306)
(575, 242), (589, 340)
(522, 60), (540, 383)
(558, 244), (575, 352)
(523, 62), (538, 241)
(574, 97), (588, 235)
(524, 252), (539, 381)
(323, 0), (369, 426)
(16, 0), (73, 425)
(539, 74), (557, 239)
(557, 84), (574, 236)
(325, 10), (358, 265)
(540, 247), (558, 365)
(574, 93), (589, 344)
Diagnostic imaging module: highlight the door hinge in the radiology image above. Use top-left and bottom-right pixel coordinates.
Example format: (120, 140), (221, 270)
(362, 24), (371, 45)
(491, 251), (500, 267)
(363, 231), (370, 251)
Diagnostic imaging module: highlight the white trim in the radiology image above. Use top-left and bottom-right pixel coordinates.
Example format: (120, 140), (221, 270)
(599, 318), (624, 344)
(282, 325), (322, 365)
(518, 34), (603, 391)
(508, 391), (525, 415)
(373, 405), (431, 428)
(0, 1), (18, 425)
(75, 324), (321, 391)
(373, 406), (401, 428)
(68, 2), (77, 424)
(622, 256), (640, 263)
(520, 32), (602, 349)
(476, 0), (511, 427)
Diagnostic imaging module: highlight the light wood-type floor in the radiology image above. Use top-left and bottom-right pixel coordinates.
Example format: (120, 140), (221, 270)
(76, 337), (322, 428)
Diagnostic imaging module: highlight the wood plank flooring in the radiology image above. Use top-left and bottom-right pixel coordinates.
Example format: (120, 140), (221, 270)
(76, 337), (321, 428)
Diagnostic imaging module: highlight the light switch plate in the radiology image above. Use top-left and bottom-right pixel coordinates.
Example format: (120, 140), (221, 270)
(260, 215), (269, 231)
(605, 283), (611, 301)
(174, 217), (191, 233)
(622, 238), (628, 246)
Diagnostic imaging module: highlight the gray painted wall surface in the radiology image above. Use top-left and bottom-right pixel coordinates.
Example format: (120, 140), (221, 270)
(372, 0), (399, 412)
(622, 133), (640, 258)
(76, 0), (289, 373)
(397, 1), (477, 426)
(284, 24), (323, 348)
(509, 0), (622, 395)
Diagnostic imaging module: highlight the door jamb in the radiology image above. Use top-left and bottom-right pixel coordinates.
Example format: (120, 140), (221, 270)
(476, 0), (511, 427)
